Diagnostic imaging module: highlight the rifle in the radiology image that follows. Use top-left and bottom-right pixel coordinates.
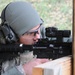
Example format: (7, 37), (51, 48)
(0, 27), (72, 73)
(0, 39), (72, 62)
(0, 27), (72, 61)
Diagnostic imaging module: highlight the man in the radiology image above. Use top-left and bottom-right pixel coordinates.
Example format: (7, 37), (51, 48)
(0, 1), (49, 75)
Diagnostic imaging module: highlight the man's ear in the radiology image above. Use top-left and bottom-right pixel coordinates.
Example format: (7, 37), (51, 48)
(0, 24), (18, 43)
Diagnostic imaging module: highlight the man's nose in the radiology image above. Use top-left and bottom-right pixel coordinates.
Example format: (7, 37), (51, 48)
(36, 33), (40, 38)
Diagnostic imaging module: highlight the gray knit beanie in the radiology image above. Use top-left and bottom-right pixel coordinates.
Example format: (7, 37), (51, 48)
(1, 1), (42, 37)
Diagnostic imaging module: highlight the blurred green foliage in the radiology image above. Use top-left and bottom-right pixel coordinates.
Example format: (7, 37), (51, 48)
(0, 0), (73, 31)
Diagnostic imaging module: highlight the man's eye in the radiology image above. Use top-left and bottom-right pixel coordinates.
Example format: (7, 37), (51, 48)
(34, 32), (37, 36)
(29, 32), (37, 36)
(29, 32), (34, 34)
(27, 30), (39, 36)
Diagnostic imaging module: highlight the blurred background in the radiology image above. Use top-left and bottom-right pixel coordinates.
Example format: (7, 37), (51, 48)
(0, 0), (73, 31)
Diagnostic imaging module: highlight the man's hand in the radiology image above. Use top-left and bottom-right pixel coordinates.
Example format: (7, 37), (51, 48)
(23, 58), (49, 75)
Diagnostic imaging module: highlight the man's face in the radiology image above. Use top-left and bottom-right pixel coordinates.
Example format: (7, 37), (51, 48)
(19, 25), (41, 45)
